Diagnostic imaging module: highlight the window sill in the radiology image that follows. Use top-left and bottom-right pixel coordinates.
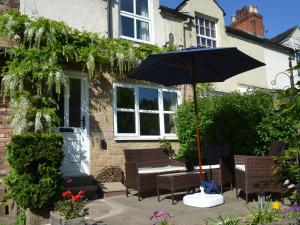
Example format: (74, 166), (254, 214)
(120, 36), (154, 46)
(114, 136), (178, 141)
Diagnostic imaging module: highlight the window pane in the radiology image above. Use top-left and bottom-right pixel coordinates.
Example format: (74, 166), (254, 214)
(213, 41), (216, 48)
(201, 37), (206, 47)
(200, 27), (204, 35)
(207, 39), (212, 48)
(117, 112), (135, 133)
(140, 113), (159, 135)
(121, 16), (134, 38)
(139, 87), (158, 110)
(163, 92), (177, 111)
(205, 20), (209, 28)
(206, 28), (210, 37)
(164, 114), (175, 134)
(211, 22), (215, 30)
(137, 20), (149, 41)
(211, 29), (216, 38)
(117, 87), (135, 109)
(136, 0), (148, 17)
(200, 18), (204, 26)
(120, 0), (133, 13)
(69, 79), (81, 127)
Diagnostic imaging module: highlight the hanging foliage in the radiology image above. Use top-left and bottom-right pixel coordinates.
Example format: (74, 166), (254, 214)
(0, 10), (174, 133)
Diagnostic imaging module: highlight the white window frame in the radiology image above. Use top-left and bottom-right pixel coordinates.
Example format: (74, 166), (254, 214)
(113, 83), (181, 140)
(196, 16), (217, 48)
(119, 0), (153, 44)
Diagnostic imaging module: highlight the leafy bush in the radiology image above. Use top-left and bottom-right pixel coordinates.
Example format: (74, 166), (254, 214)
(255, 111), (294, 155)
(4, 133), (64, 210)
(175, 91), (273, 162)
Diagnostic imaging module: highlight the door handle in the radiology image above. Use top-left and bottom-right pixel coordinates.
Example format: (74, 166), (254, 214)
(81, 116), (86, 129)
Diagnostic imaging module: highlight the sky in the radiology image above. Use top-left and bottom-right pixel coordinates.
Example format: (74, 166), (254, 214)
(159, 0), (300, 38)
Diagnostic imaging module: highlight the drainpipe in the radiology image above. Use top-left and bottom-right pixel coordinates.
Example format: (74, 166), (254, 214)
(107, 0), (113, 39)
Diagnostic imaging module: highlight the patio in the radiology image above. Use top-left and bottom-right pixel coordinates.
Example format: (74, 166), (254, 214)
(86, 190), (256, 225)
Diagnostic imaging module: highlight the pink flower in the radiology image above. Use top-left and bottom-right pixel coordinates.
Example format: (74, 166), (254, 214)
(65, 178), (73, 184)
(288, 184), (296, 189)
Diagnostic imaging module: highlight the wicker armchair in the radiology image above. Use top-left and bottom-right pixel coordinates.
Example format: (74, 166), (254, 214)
(268, 140), (285, 157)
(194, 144), (233, 193)
(124, 148), (186, 200)
(234, 155), (282, 203)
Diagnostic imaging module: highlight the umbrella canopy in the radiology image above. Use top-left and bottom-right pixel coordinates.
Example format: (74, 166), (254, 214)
(128, 47), (265, 181)
(129, 47), (265, 86)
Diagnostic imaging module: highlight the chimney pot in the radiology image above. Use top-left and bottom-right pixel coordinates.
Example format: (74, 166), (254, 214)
(231, 16), (237, 23)
(230, 5), (264, 37)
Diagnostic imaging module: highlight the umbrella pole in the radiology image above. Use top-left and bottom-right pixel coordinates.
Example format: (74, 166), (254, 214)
(192, 72), (203, 181)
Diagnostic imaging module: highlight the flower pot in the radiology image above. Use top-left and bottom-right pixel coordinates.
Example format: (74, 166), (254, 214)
(50, 211), (85, 225)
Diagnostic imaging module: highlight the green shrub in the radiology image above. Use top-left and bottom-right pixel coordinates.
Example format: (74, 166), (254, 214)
(175, 91), (273, 162)
(255, 111), (294, 155)
(4, 133), (64, 210)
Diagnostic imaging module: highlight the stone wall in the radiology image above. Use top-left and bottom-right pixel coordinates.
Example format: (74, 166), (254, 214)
(89, 73), (180, 176)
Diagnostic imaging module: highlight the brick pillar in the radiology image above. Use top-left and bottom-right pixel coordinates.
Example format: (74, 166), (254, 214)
(0, 98), (10, 175)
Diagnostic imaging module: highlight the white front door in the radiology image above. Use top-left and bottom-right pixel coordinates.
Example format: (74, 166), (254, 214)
(57, 74), (90, 176)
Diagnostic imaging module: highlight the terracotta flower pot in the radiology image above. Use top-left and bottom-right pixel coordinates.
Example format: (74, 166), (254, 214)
(50, 211), (85, 225)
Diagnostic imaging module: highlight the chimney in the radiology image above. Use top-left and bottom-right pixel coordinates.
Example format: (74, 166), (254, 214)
(230, 5), (264, 37)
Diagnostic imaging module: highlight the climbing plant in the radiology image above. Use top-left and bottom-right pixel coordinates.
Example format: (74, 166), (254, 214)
(0, 9), (172, 133)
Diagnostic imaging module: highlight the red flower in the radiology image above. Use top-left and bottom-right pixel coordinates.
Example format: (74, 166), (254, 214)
(77, 190), (85, 198)
(71, 190), (86, 202)
(71, 194), (81, 202)
(62, 190), (72, 198)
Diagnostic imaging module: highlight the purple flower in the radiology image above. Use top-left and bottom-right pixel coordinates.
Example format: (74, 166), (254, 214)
(65, 178), (73, 184)
(282, 205), (300, 214)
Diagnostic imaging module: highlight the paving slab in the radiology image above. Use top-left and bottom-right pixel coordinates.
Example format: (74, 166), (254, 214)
(87, 190), (258, 225)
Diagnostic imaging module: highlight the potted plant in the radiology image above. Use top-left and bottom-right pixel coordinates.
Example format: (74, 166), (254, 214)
(50, 190), (89, 225)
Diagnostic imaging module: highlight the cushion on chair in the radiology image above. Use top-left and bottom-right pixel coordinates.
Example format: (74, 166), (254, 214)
(235, 164), (246, 172)
(138, 165), (186, 174)
(194, 164), (220, 170)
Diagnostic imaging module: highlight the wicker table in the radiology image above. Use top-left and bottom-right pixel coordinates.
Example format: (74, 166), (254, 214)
(157, 171), (205, 205)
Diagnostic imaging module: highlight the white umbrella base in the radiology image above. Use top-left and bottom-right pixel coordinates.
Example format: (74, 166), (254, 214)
(183, 187), (224, 208)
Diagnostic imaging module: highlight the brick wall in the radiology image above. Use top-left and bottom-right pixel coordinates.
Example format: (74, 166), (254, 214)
(0, 97), (10, 175)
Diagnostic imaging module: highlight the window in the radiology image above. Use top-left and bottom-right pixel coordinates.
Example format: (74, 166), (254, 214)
(113, 83), (179, 139)
(120, 0), (151, 42)
(196, 17), (217, 48)
(296, 52), (300, 76)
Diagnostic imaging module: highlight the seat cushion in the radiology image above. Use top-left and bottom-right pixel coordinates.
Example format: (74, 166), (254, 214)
(138, 165), (186, 174)
(235, 164), (246, 172)
(194, 164), (220, 170)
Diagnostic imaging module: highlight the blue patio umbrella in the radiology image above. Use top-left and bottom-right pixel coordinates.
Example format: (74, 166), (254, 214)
(128, 47), (265, 180)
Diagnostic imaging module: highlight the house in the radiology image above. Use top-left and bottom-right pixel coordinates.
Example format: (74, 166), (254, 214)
(0, 0), (297, 179)
(270, 26), (300, 89)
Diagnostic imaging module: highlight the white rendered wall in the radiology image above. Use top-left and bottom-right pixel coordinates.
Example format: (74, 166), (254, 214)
(264, 47), (299, 90)
(20, 0), (108, 35)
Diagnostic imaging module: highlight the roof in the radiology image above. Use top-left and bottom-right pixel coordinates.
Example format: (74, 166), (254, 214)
(175, 0), (226, 16)
(226, 26), (294, 55)
(159, 5), (194, 20)
(270, 26), (299, 44)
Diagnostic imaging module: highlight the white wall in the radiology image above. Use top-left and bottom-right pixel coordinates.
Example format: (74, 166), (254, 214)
(20, 0), (108, 35)
(264, 47), (297, 89)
